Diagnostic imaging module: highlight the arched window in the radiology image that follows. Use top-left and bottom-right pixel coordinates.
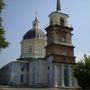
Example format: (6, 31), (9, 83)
(34, 23), (36, 26)
(29, 45), (32, 54)
(48, 66), (49, 70)
(20, 74), (24, 82)
(21, 67), (24, 71)
(37, 34), (39, 38)
(50, 18), (53, 25)
(60, 17), (65, 26)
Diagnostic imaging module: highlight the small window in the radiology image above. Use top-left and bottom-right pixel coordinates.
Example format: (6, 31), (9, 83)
(61, 37), (65, 42)
(37, 35), (39, 38)
(33, 23), (36, 27)
(64, 56), (66, 62)
(27, 64), (29, 72)
(20, 74), (24, 82)
(48, 66), (49, 70)
(21, 67), (24, 71)
(49, 37), (53, 44)
(50, 18), (53, 25)
(29, 45), (32, 54)
(60, 18), (65, 26)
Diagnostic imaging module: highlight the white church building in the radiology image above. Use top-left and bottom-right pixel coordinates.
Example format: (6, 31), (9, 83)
(0, 0), (79, 89)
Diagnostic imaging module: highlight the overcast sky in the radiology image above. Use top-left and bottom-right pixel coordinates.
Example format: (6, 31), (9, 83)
(0, 0), (90, 67)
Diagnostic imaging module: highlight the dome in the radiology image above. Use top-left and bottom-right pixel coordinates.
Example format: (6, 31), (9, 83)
(23, 29), (46, 40)
(23, 17), (46, 40)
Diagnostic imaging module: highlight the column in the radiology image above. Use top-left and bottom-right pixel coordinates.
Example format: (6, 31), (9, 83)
(68, 65), (72, 86)
(61, 64), (65, 87)
(54, 64), (58, 87)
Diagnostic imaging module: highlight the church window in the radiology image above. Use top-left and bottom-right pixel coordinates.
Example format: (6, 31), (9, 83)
(66, 33), (70, 43)
(33, 23), (36, 27)
(48, 66), (49, 70)
(50, 18), (53, 25)
(27, 64), (29, 71)
(38, 46), (41, 54)
(48, 37), (53, 44)
(20, 74), (24, 83)
(37, 35), (39, 38)
(29, 45), (32, 54)
(21, 67), (24, 71)
(49, 38), (51, 43)
(64, 56), (66, 62)
(61, 37), (65, 42)
(60, 17), (65, 26)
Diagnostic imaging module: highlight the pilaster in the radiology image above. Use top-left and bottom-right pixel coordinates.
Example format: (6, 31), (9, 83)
(68, 65), (72, 86)
(61, 64), (65, 87)
(54, 64), (58, 87)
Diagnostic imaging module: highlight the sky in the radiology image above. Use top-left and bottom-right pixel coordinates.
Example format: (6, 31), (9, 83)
(0, 0), (90, 68)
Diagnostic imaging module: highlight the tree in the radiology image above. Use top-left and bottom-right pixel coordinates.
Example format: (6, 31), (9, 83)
(74, 54), (90, 90)
(0, 0), (9, 50)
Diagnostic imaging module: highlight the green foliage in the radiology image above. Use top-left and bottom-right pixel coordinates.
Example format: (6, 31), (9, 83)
(0, 27), (9, 49)
(74, 54), (90, 89)
(0, 0), (9, 50)
(0, 0), (5, 13)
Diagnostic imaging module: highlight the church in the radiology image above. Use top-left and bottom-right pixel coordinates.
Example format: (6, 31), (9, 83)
(0, 0), (79, 89)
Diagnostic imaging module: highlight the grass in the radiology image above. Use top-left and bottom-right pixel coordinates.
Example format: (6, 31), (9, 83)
(0, 88), (7, 90)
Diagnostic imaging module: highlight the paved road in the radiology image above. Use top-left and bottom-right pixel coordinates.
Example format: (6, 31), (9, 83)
(0, 85), (80, 90)
(0, 86), (59, 90)
(0, 88), (59, 90)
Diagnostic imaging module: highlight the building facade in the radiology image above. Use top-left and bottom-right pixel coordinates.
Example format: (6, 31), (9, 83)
(0, 0), (79, 89)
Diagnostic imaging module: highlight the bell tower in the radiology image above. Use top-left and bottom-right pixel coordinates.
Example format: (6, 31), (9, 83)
(45, 0), (75, 64)
(45, 0), (76, 87)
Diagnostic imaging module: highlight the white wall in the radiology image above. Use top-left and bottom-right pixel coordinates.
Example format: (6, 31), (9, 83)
(29, 59), (48, 86)
(21, 39), (46, 59)
(9, 62), (28, 85)
(47, 56), (54, 86)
